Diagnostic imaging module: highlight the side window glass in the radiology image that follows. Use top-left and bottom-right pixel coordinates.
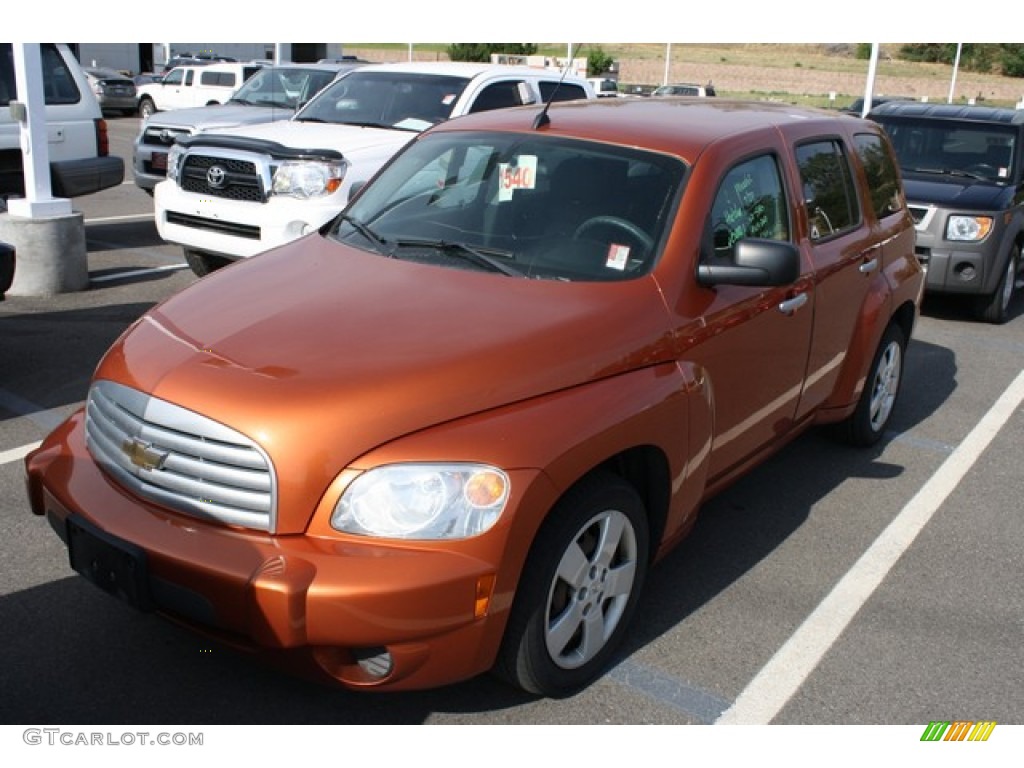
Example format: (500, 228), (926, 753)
(163, 69), (184, 86)
(854, 132), (905, 219)
(40, 44), (80, 105)
(539, 82), (587, 102)
(469, 81), (523, 114)
(796, 139), (860, 241)
(184, 70), (194, 86)
(706, 154), (790, 260)
(0, 45), (80, 106)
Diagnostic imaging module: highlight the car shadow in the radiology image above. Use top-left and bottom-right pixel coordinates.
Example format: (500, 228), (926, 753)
(0, 302), (157, 427)
(0, 338), (958, 724)
(85, 217), (165, 252)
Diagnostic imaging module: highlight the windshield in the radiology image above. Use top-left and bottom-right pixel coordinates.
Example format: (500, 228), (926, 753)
(294, 71), (471, 131)
(329, 131), (684, 282)
(877, 118), (1017, 182)
(231, 67), (339, 109)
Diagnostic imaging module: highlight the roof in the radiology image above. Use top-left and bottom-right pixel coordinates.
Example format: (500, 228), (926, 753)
(869, 101), (1024, 125)
(431, 97), (859, 161)
(350, 60), (587, 82)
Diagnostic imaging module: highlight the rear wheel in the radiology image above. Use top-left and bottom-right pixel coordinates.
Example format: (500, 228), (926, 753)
(975, 245), (1019, 325)
(837, 323), (906, 447)
(494, 473), (649, 697)
(184, 249), (231, 277)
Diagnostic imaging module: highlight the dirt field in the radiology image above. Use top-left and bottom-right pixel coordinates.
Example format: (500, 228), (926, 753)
(344, 44), (1024, 108)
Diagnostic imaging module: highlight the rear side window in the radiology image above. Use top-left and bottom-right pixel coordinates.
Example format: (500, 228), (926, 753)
(796, 139), (860, 241)
(854, 132), (905, 220)
(539, 81), (588, 102)
(469, 81), (525, 113)
(706, 153), (790, 260)
(0, 43), (81, 106)
(200, 71), (236, 87)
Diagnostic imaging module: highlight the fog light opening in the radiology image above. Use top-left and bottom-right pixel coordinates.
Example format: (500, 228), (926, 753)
(954, 262), (977, 282)
(353, 646), (393, 679)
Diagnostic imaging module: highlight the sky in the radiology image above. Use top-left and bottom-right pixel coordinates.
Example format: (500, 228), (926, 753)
(7, 3), (1014, 45)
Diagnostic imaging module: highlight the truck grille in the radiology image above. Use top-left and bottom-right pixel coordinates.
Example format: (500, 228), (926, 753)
(142, 125), (191, 147)
(84, 380), (276, 532)
(181, 153), (265, 202)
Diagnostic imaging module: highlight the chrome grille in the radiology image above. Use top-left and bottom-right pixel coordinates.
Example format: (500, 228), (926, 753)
(908, 205), (928, 225)
(181, 153), (265, 201)
(142, 125), (191, 147)
(85, 380), (276, 532)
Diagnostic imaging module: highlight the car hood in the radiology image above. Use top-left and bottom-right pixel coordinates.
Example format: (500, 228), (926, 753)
(95, 235), (674, 531)
(143, 103), (296, 132)
(901, 175), (1011, 211)
(200, 119), (419, 156)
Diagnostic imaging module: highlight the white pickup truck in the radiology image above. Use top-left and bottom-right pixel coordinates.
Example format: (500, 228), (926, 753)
(154, 61), (595, 275)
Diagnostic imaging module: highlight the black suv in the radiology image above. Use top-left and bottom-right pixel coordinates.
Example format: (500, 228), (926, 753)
(870, 102), (1023, 323)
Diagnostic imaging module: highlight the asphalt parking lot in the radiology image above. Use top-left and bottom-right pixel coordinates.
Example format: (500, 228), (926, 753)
(1, 115), (1023, 727)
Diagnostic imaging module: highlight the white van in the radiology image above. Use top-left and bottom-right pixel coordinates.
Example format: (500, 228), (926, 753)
(0, 43), (124, 202)
(137, 61), (264, 118)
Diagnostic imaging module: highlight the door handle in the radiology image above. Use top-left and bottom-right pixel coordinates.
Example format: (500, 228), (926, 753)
(859, 257), (879, 274)
(778, 293), (808, 315)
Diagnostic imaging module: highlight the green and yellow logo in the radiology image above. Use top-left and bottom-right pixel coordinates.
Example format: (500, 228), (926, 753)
(921, 721), (997, 742)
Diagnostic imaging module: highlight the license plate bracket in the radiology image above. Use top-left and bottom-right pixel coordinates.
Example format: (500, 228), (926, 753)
(66, 515), (153, 611)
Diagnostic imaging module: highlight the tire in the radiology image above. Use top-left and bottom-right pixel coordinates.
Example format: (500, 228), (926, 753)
(184, 249), (231, 278)
(975, 245), (1019, 325)
(138, 98), (156, 120)
(838, 323), (906, 447)
(494, 472), (649, 697)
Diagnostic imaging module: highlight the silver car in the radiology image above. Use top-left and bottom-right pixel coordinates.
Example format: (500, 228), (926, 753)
(132, 61), (362, 194)
(84, 67), (138, 116)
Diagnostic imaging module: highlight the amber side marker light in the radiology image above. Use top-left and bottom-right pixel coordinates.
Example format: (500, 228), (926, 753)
(475, 573), (497, 619)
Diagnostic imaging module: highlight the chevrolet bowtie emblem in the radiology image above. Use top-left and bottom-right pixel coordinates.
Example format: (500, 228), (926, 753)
(121, 438), (169, 471)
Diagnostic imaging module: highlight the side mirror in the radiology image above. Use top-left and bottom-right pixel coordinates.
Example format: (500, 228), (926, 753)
(697, 238), (800, 287)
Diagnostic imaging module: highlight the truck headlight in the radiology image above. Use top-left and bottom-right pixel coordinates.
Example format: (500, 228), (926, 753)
(946, 215), (992, 242)
(166, 144), (185, 183)
(272, 160), (346, 198)
(332, 464), (510, 540)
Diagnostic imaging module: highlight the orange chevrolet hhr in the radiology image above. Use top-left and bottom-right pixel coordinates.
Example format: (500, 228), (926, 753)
(26, 97), (924, 697)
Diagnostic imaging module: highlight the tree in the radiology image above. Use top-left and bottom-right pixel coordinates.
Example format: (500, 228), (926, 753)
(586, 46), (615, 77)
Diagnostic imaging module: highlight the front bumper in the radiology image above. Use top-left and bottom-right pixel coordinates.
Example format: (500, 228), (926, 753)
(25, 412), (515, 691)
(910, 204), (1007, 296)
(154, 181), (346, 260)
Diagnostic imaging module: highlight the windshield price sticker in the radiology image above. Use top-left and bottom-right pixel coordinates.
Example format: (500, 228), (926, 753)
(498, 156), (538, 201)
(606, 243), (630, 270)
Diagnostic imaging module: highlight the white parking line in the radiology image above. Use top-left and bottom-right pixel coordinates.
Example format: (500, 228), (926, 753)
(717, 367), (1024, 725)
(90, 263), (189, 283)
(84, 213), (154, 224)
(0, 441), (41, 466)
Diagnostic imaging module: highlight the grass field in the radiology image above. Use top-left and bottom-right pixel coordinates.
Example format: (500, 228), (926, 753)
(343, 43), (1024, 109)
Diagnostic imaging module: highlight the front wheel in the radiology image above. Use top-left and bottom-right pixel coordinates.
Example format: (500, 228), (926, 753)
(975, 245), (1019, 325)
(184, 249), (231, 277)
(494, 473), (649, 697)
(837, 323), (906, 447)
(138, 97), (157, 120)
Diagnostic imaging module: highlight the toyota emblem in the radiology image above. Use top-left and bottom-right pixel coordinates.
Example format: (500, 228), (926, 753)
(206, 165), (227, 189)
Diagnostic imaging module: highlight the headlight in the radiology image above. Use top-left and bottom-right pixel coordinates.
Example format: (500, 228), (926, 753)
(272, 160), (346, 198)
(332, 463), (510, 540)
(166, 144), (186, 183)
(946, 215), (992, 242)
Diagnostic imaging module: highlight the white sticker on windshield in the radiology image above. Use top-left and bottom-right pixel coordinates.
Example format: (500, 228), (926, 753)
(498, 156), (538, 202)
(606, 243), (630, 271)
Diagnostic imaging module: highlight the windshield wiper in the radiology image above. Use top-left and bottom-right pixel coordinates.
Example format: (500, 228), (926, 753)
(338, 213), (389, 253)
(390, 238), (525, 276)
(906, 166), (987, 180)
